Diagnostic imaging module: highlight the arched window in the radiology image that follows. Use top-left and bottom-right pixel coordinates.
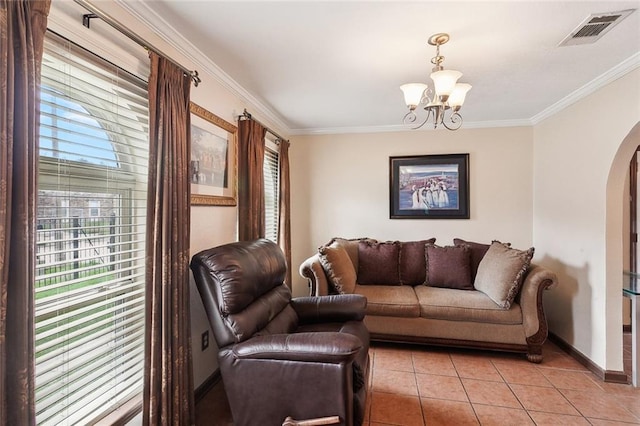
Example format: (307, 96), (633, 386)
(35, 31), (148, 425)
(40, 88), (118, 166)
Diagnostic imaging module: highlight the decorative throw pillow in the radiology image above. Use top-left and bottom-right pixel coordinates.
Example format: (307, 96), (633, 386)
(453, 238), (510, 281)
(474, 241), (534, 309)
(425, 245), (473, 290)
(318, 244), (357, 294)
(357, 240), (401, 285)
(325, 237), (377, 272)
(399, 238), (436, 285)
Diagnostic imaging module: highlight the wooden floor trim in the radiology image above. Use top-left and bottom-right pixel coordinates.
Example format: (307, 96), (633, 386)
(548, 332), (628, 384)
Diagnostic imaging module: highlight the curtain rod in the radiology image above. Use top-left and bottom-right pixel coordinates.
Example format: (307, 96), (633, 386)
(74, 0), (201, 87)
(239, 109), (288, 143)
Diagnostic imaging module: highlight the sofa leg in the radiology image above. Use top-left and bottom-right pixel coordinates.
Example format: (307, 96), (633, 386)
(526, 345), (543, 363)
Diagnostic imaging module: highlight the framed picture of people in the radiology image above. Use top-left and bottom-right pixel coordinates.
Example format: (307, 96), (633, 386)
(189, 102), (238, 206)
(389, 153), (469, 219)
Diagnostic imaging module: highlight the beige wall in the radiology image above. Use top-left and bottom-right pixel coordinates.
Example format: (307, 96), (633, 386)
(533, 68), (640, 371)
(289, 127), (535, 297)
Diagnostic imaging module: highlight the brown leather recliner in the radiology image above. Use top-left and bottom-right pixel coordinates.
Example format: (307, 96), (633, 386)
(190, 239), (370, 426)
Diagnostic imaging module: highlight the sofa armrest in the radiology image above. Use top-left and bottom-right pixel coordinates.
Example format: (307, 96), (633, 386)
(232, 332), (362, 364)
(299, 254), (331, 296)
(291, 295), (367, 324)
(519, 264), (558, 344)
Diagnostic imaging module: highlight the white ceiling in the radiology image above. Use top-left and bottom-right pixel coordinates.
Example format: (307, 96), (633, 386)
(126, 1), (640, 134)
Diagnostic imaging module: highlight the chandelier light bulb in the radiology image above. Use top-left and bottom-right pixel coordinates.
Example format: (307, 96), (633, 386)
(400, 83), (429, 109)
(430, 69), (462, 100)
(448, 83), (472, 109)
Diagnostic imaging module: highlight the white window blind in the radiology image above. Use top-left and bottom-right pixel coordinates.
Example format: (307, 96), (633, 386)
(35, 31), (149, 425)
(264, 140), (280, 243)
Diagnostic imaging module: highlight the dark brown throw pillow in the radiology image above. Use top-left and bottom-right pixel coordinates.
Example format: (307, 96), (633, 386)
(425, 245), (473, 290)
(399, 239), (436, 285)
(453, 238), (510, 281)
(357, 240), (401, 285)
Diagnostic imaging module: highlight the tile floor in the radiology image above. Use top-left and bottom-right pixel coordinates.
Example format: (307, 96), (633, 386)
(196, 335), (639, 426)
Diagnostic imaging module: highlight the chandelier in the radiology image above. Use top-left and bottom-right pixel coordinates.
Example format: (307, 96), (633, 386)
(400, 33), (472, 130)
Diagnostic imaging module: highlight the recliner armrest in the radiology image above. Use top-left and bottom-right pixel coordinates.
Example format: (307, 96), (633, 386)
(232, 332), (362, 364)
(291, 295), (367, 324)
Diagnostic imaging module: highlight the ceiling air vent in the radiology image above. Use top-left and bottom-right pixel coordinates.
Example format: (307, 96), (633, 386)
(559, 9), (635, 46)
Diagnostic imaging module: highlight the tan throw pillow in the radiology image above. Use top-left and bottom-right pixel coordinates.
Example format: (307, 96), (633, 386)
(474, 241), (534, 309)
(318, 244), (357, 294)
(324, 237), (377, 272)
(453, 238), (511, 282)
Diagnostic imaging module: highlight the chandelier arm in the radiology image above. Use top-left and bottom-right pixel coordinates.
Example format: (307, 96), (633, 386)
(412, 108), (433, 130)
(403, 110), (418, 125)
(420, 87), (434, 106)
(442, 111), (463, 131)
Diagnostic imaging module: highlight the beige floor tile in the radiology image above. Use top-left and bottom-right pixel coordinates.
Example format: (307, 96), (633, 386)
(510, 384), (580, 416)
(421, 398), (479, 426)
(369, 392), (424, 426)
(415, 373), (468, 402)
(539, 369), (603, 391)
(472, 404), (534, 425)
(537, 351), (589, 371)
(597, 381), (640, 396)
(374, 347), (415, 373)
(411, 351), (457, 377)
(617, 394), (640, 418)
(527, 411), (591, 425)
(559, 388), (640, 423)
(451, 355), (504, 382)
(461, 378), (522, 408)
(493, 362), (553, 387)
(364, 391), (372, 422)
(587, 419), (640, 425)
(373, 369), (418, 396)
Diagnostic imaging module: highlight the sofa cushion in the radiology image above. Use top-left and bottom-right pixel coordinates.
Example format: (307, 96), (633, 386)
(357, 240), (401, 285)
(354, 284), (420, 317)
(474, 242), (534, 309)
(324, 237), (377, 272)
(453, 238), (510, 281)
(399, 239), (436, 285)
(425, 245), (473, 290)
(414, 286), (523, 324)
(318, 244), (357, 294)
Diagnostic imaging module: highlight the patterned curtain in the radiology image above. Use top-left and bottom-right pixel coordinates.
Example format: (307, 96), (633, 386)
(143, 52), (194, 425)
(238, 119), (266, 241)
(278, 140), (292, 287)
(0, 1), (51, 424)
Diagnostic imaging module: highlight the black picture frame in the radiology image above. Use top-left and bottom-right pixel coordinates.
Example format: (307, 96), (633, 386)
(390, 153), (469, 219)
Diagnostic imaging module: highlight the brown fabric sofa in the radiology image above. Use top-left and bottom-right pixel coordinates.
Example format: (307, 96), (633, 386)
(299, 237), (558, 363)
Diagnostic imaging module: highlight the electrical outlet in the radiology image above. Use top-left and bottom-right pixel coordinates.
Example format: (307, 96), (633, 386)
(201, 330), (209, 351)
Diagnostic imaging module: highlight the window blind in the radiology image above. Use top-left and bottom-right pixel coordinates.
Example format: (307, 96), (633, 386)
(35, 31), (148, 425)
(264, 140), (280, 243)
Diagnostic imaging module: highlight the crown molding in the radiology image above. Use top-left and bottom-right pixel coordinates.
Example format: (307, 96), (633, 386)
(531, 52), (640, 125)
(290, 118), (533, 136)
(114, 0), (292, 135)
(95, 1), (640, 137)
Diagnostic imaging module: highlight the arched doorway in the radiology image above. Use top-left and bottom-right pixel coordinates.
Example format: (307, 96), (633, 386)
(605, 121), (640, 382)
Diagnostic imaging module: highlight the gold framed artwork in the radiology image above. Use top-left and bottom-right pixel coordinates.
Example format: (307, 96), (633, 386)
(189, 102), (238, 206)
